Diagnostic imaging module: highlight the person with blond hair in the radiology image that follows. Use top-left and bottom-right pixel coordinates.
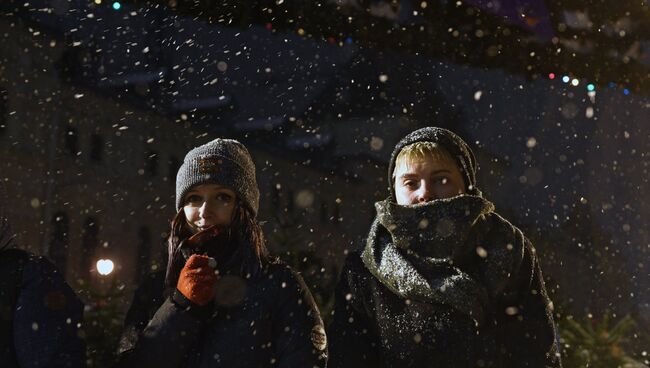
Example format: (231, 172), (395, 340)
(328, 127), (561, 367)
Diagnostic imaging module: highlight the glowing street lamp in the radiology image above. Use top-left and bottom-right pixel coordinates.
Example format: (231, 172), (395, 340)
(96, 259), (114, 276)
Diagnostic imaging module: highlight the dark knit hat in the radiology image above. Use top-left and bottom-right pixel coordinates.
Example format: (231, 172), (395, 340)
(176, 138), (260, 217)
(388, 127), (480, 200)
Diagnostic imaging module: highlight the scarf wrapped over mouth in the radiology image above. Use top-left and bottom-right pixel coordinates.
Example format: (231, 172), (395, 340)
(361, 195), (495, 326)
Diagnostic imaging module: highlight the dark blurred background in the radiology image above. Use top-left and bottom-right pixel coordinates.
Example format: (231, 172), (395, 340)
(1, 0), (648, 366)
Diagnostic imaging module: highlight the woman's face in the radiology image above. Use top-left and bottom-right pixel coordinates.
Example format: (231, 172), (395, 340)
(183, 184), (237, 234)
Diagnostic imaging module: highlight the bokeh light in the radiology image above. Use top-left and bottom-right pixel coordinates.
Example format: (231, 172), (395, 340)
(96, 259), (114, 276)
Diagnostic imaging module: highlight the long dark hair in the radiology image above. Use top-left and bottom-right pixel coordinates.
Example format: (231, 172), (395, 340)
(164, 202), (269, 288)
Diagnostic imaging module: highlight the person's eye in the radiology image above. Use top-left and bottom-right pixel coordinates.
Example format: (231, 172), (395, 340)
(185, 194), (202, 204)
(403, 180), (417, 188)
(216, 193), (233, 203)
(435, 177), (449, 185)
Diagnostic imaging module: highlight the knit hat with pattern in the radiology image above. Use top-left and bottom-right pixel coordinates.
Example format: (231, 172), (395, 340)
(176, 138), (260, 217)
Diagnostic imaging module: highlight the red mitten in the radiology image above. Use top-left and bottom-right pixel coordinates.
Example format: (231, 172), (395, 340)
(176, 254), (218, 306)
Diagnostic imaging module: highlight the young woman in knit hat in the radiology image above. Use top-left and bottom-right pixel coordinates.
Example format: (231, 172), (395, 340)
(327, 127), (561, 368)
(116, 138), (327, 367)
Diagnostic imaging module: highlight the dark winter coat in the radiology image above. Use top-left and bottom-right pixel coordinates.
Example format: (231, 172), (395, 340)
(115, 260), (327, 368)
(1, 183), (85, 368)
(328, 195), (561, 368)
(0, 248), (86, 368)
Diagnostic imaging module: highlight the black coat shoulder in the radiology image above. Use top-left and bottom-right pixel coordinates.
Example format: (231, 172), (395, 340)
(117, 259), (327, 368)
(117, 269), (167, 355)
(336, 252), (376, 303)
(8, 250), (85, 368)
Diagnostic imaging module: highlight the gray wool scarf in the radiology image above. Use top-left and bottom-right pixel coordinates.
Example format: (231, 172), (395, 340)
(361, 195), (495, 326)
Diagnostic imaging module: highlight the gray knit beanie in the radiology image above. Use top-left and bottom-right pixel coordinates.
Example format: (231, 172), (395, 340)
(388, 127), (481, 200)
(176, 138), (260, 217)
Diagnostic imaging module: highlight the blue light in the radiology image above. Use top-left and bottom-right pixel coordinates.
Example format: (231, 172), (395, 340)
(623, 88), (630, 95)
(608, 82), (616, 88)
(587, 84), (595, 92)
(562, 75), (570, 83)
(112, 1), (121, 10)
(345, 37), (353, 44)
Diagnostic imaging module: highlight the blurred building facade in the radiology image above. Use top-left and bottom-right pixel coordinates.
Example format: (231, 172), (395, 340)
(0, 17), (386, 298)
(1, 0), (649, 333)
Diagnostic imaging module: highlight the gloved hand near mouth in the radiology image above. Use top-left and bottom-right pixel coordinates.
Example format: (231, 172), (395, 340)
(175, 225), (232, 307)
(180, 225), (228, 259)
(176, 254), (218, 307)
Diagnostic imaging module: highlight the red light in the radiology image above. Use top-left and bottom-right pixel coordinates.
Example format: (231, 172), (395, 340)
(548, 73), (555, 80)
(265, 22), (273, 30)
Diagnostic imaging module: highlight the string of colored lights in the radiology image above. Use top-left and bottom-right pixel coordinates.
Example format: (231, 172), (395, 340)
(96, 1), (635, 97)
(548, 72), (630, 95)
(92, 0), (121, 10)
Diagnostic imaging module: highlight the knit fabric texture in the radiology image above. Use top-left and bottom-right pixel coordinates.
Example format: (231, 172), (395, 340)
(388, 127), (480, 199)
(176, 138), (260, 216)
(361, 195), (495, 326)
